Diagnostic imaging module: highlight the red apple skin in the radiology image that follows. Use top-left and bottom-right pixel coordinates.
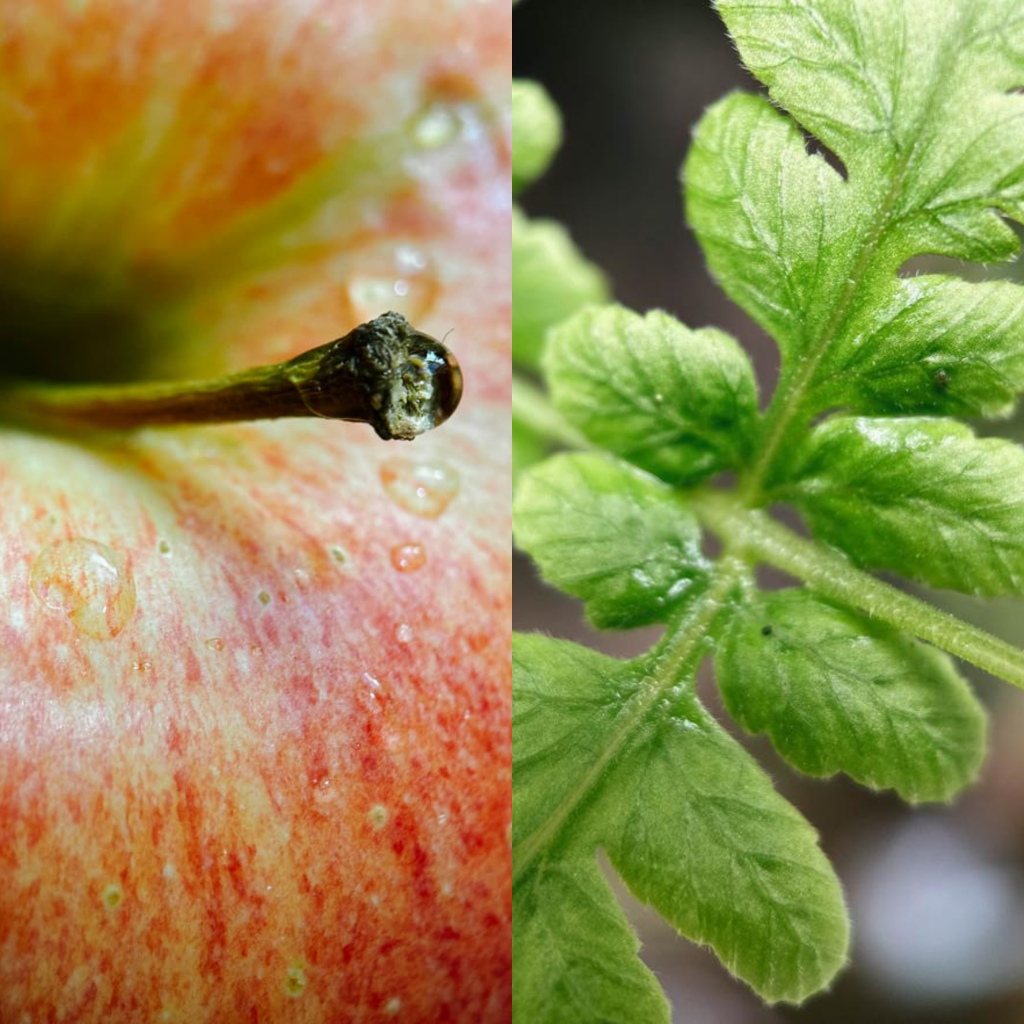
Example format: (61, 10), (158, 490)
(0, 2), (510, 1021)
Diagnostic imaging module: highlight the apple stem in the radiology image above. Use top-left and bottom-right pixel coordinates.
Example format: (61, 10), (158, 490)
(0, 312), (462, 440)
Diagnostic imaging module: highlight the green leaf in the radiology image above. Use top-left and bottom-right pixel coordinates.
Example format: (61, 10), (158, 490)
(686, 2), (1024, 427)
(512, 452), (708, 628)
(685, 91), (850, 366)
(513, 417), (547, 481)
(717, 0), (1024, 257)
(816, 276), (1024, 418)
(510, 79), (562, 195)
(717, 589), (987, 802)
(784, 416), (1024, 595)
(544, 304), (758, 485)
(513, 633), (849, 1008)
(514, 858), (669, 1024)
(512, 207), (608, 369)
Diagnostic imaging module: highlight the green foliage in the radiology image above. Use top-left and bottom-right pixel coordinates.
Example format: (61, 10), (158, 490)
(545, 305), (758, 485)
(512, 208), (607, 369)
(510, 80), (562, 195)
(513, 0), (1024, 1018)
(513, 634), (849, 1012)
(717, 590), (987, 802)
(783, 417), (1024, 594)
(513, 452), (709, 628)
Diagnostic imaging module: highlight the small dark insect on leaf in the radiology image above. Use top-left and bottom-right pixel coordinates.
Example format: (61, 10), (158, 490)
(933, 369), (950, 389)
(761, 625), (773, 636)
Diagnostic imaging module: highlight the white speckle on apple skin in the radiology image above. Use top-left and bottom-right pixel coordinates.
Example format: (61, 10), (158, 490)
(367, 804), (388, 830)
(395, 623), (413, 644)
(384, 995), (402, 1016)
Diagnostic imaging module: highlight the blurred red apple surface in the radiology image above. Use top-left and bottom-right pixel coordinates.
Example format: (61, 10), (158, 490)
(0, 1), (510, 1020)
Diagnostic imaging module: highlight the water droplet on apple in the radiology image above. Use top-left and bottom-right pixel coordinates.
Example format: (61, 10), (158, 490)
(380, 459), (460, 518)
(390, 542), (427, 573)
(101, 883), (123, 909)
(394, 244), (428, 273)
(347, 274), (434, 325)
(414, 105), (458, 148)
(205, 637), (225, 651)
(30, 538), (136, 640)
(283, 960), (307, 998)
(362, 672), (381, 691)
(384, 996), (402, 1017)
(368, 804), (389, 830)
(395, 623), (414, 644)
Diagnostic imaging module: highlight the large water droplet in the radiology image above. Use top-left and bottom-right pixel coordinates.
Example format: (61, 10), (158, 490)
(390, 542), (427, 573)
(30, 538), (136, 640)
(380, 459), (460, 518)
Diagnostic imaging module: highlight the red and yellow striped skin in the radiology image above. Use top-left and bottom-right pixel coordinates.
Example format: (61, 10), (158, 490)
(0, 2), (510, 1020)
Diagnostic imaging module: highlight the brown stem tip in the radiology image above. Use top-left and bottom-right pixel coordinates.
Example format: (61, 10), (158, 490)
(286, 311), (463, 440)
(0, 312), (463, 440)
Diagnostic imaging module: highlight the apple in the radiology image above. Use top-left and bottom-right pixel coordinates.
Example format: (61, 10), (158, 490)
(0, 2), (510, 1021)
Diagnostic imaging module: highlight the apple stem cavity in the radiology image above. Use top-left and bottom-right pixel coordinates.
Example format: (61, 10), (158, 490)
(0, 311), (463, 440)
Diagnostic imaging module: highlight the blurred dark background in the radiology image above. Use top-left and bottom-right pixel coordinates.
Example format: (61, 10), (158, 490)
(514, 1), (1024, 1021)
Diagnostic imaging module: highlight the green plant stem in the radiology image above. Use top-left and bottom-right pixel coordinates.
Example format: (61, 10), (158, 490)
(692, 490), (1024, 689)
(512, 372), (590, 449)
(513, 557), (744, 883)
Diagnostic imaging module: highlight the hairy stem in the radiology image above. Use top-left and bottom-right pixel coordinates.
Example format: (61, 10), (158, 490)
(692, 490), (1024, 689)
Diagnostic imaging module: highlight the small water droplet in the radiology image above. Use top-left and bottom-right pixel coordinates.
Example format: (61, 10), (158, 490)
(395, 623), (414, 644)
(368, 804), (389, 830)
(390, 542), (427, 573)
(257, 590), (271, 606)
(30, 538), (136, 640)
(283, 961), (307, 998)
(347, 273), (435, 323)
(362, 672), (381, 690)
(380, 459), (460, 518)
(205, 637), (225, 651)
(133, 659), (153, 673)
(414, 105), (458, 148)
(101, 883), (123, 910)
(394, 244), (428, 273)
